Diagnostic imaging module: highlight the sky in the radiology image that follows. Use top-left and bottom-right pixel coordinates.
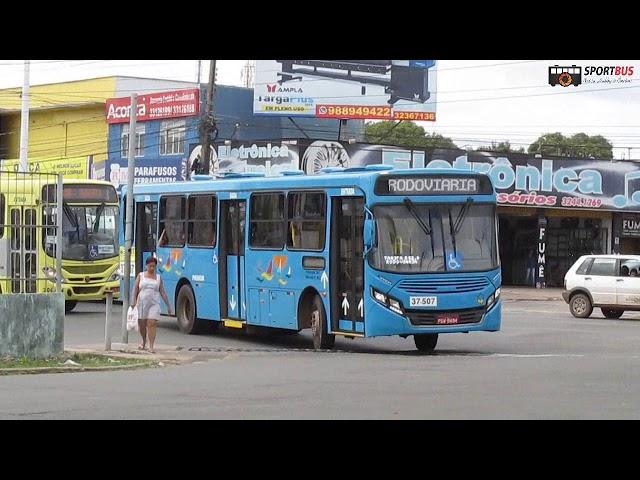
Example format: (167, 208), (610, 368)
(0, 59), (638, 159)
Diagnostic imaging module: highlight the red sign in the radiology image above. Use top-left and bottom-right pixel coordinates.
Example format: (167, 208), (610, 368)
(105, 88), (200, 124)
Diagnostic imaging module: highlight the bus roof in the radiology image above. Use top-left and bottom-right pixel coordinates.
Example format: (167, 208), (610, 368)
(128, 168), (493, 196)
(0, 177), (116, 195)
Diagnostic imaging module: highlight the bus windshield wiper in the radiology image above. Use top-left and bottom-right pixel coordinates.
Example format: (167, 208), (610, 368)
(403, 198), (432, 236)
(94, 202), (106, 233)
(453, 197), (473, 234)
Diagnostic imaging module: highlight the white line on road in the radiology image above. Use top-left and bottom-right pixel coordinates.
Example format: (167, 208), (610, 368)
(490, 354), (585, 358)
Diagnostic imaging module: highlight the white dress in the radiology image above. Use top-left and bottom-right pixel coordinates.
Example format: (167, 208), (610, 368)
(137, 273), (162, 320)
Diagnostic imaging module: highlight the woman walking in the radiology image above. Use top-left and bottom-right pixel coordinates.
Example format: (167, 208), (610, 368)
(131, 256), (174, 353)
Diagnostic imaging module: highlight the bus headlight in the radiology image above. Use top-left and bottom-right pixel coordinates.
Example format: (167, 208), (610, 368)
(388, 298), (403, 315)
(108, 272), (120, 282)
(373, 288), (387, 304)
(487, 288), (501, 309)
(372, 288), (404, 315)
(42, 267), (57, 282)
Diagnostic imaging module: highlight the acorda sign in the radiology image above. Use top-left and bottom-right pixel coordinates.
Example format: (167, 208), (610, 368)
(105, 88), (199, 124)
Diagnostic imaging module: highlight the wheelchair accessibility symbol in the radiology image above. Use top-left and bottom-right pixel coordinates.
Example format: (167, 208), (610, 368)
(89, 244), (98, 259)
(448, 252), (463, 270)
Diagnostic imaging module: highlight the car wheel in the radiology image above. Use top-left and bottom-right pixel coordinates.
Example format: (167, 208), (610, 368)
(601, 308), (624, 319)
(570, 293), (593, 318)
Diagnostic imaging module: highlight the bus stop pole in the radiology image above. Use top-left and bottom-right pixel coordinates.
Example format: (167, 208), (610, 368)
(121, 93), (138, 345)
(56, 173), (63, 293)
(105, 290), (113, 351)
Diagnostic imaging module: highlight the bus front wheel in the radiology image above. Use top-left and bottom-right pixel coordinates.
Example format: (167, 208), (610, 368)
(311, 295), (335, 350)
(65, 300), (77, 313)
(414, 333), (438, 353)
(176, 285), (207, 334)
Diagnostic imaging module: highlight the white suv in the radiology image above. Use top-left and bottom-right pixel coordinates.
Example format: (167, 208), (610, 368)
(563, 254), (640, 318)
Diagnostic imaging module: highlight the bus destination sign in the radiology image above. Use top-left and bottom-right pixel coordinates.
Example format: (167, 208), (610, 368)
(375, 175), (492, 196)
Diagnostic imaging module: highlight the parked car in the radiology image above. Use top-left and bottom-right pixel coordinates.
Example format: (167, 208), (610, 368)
(562, 254), (640, 319)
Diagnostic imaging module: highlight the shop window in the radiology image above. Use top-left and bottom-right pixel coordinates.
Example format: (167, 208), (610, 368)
(121, 124), (146, 157)
(159, 119), (186, 155)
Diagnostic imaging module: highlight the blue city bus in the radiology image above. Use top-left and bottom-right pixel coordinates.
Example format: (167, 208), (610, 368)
(119, 165), (501, 352)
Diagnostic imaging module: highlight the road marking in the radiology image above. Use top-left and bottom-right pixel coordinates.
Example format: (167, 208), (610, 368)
(490, 354), (585, 358)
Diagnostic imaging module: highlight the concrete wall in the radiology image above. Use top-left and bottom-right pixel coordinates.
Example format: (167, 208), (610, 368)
(0, 293), (64, 358)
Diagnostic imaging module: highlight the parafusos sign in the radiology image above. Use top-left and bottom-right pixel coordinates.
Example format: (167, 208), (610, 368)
(105, 88), (200, 124)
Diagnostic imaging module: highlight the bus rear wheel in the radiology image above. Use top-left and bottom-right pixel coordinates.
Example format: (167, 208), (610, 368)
(65, 300), (77, 313)
(311, 295), (335, 350)
(176, 285), (209, 334)
(414, 333), (438, 353)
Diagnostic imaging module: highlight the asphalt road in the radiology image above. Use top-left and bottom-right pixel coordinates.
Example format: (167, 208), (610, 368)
(2, 299), (640, 419)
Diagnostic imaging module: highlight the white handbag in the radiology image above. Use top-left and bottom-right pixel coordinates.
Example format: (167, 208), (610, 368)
(126, 306), (139, 331)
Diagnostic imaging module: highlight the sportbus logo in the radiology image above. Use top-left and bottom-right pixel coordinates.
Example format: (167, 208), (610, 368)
(549, 65), (582, 87)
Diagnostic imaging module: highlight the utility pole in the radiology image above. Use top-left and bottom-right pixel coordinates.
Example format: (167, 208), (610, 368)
(19, 60), (30, 173)
(121, 93), (138, 345)
(198, 60), (217, 175)
(197, 60), (202, 84)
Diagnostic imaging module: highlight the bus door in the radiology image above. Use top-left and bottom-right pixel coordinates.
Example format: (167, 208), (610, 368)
(330, 197), (365, 335)
(219, 200), (246, 321)
(134, 202), (158, 275)
(9, 206), (37, 293)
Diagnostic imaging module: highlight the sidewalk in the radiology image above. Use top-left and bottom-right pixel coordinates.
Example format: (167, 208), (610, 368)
(500, 286), (564, 302)
(66, 342), (235, 365)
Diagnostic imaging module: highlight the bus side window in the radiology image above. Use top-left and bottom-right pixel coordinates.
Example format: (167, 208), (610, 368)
(287, 192), (326, 251)
(187, 195), (217, 247)
(250, 193), (285, 249)
(159, 196), (186, 247)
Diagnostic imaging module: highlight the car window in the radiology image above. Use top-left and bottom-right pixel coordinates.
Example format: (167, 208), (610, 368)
(619, 258), (640, 277)
(576, 258), (594, 275)
(588, 258), (616, 276)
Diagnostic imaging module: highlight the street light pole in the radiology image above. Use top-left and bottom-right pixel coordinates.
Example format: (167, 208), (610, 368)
(121, 93), (138, 345)
(19, 60), (30, 173)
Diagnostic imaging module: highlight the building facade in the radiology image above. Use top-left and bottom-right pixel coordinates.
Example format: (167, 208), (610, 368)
(100, 84), (365, 187)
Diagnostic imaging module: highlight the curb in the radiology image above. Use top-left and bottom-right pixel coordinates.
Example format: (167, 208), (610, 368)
(0, 362), (158, 376)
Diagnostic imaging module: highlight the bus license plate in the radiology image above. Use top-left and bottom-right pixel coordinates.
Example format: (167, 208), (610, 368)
(410, 296), (437, 307)
(436, 314), (459, 325)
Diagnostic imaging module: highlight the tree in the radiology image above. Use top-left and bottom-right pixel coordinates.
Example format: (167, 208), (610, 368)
(528, 132), (613, 159)
(476, 141), (525, 154)
(365, 121), (458, 149)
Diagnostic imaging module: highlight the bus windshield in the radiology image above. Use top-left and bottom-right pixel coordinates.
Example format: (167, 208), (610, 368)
(45, 204), (119, 261)
(370, 202), (497, 273)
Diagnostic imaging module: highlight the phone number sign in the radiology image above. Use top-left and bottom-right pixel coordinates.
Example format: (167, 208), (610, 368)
(106, 88), (200, 124)
(316, 104), (436, 121)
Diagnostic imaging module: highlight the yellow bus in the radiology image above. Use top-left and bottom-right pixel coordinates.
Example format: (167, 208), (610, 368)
(0, 175), (120, 311)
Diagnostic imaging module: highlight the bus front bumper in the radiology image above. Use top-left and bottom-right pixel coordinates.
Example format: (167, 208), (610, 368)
(363, 298), (502, 337)
(57, 280), (121, 301)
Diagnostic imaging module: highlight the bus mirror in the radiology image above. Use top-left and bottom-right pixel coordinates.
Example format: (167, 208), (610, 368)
(364, 218), (376, 251)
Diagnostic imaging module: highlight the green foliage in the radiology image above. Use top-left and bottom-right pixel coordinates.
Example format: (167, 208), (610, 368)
(365, 121), (458, 149)
(528, 132), (613, 159)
